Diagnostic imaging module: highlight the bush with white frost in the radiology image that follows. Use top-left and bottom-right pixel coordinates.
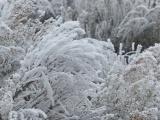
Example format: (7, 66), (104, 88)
(10, 21), (116, 119)
(94, 44), (160, 119)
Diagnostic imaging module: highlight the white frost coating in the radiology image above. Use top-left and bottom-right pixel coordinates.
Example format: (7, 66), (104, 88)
(21, 66), (47, 81)
(132, 42), (135, 51)
(19, 108), (47, 119)
(8, 111), (18, 120)
(41, 71), (55, 107)
(136, 44), (142, 56)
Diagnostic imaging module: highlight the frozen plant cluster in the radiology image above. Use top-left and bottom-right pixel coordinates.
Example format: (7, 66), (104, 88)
(49, 0), (160, 52)
(1, 0), (160, 120)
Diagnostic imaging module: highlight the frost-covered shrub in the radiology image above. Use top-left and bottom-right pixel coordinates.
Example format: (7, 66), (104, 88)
(3, 0), (54, 28)
(112, 4), (160, 52)
(94, 44), (160, 119)
(6, 0), (35, 29)
(123, 51), (157, 83)
(113, 17), (149, 52)
(12, 21), (116, 119)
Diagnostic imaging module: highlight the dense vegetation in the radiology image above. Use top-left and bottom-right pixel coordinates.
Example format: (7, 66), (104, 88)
(1, 0), (160, 120)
